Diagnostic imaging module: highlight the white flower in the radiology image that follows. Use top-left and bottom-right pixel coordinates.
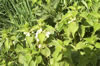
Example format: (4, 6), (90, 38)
(49, 45), (53, 47)
(24, 38), (26, 40)
(46, 32), (51, 38)
(36, 38), (39, 42)
(13, 41), (15, 44)
(32, 31), (34, 33)
(35, 33), (38, 38)
(35, 28), (42, 42)
(24, 32), (30, 36)
(24, 32), (27, 35)
(68, 21), (72, 24)
(26, 32), (30, 36)
(68, 17), (76, 24)
(38, 44), (42, 48)
(37, 28), (42, 33)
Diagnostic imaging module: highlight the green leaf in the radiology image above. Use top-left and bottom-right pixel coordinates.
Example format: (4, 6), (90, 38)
(59, 61), (69, 66)
(95, 42), (100, 48)
(46, 25), (55, 34)
(32, 0), (37, 5)
(56, 54), (62, 61)
(0, 60), (6, 66)
(93, 22), (100, 33)
(55, 21), (64, 32)
(8, 61), (14, 66)
(79, 25), (85, 38)
(86, 44), (94, 50)
(84, 35), (98, 44)
(77, 56), (89, 66)
(25, 54), (32, 64)
(80, 12), (88, 18)
(30, 61), (35, 66)
(26, 36), (33, 43)
(18, 54), (26, 64)
(51, 40), (63, 49)
(50, 58), (54, 65)
(86, 15), (94, 26)
(50, 58), (59, 66)
(76, 42), (86, 50)
(52, 47), (62, 58)
(56, 11), (75, 32)
(15, 44), (23, 53)
(5, 38), (10, 51)
(38, 33), (45, 43)
(46, 0), (50, 4)
(68, 22), (79, 38)
(90, 12), (100, 18)
(53, 0), (60, 9)
(41, 47), (51, 57)
(35, 56), (42, 64)
(10, 36), (17, 40)
(81, 0), (88, 9)
(26, 36), (34, 48)
(64, 40), (71, 46)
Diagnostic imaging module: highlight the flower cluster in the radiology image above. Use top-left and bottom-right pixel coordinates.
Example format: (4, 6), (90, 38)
(24, 32), (30, 36)
(38, 44), (42, 48)
(35, 28), (42, 42)
(46, 32), (51, 38)
(68, 17), (76, 24)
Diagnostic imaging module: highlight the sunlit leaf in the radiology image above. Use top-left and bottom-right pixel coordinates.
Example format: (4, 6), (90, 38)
(38, 33), (45, 43)
(95, 42), (100, 48)
(68, 22), (79, 38)
(41, 47), (51, 57)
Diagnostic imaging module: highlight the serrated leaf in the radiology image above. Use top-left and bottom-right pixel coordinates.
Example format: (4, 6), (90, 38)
(55, 21), (64, 32)
(76, 42), (86, 50)
(84, 35), (98, 44)
(46, 25), (55, 34)
(80, 12), (88, 18)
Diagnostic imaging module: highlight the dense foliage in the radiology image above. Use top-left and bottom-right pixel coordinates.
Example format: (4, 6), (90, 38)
(0, 0), (100, 66)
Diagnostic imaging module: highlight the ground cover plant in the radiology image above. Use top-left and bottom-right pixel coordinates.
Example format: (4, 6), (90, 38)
(0, 0), (100, 66)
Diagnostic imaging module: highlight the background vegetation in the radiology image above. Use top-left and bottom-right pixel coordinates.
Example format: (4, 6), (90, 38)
(0, 0), (100, 66)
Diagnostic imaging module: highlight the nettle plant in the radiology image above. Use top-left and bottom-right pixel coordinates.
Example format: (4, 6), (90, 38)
(0, 0), (100, 66)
